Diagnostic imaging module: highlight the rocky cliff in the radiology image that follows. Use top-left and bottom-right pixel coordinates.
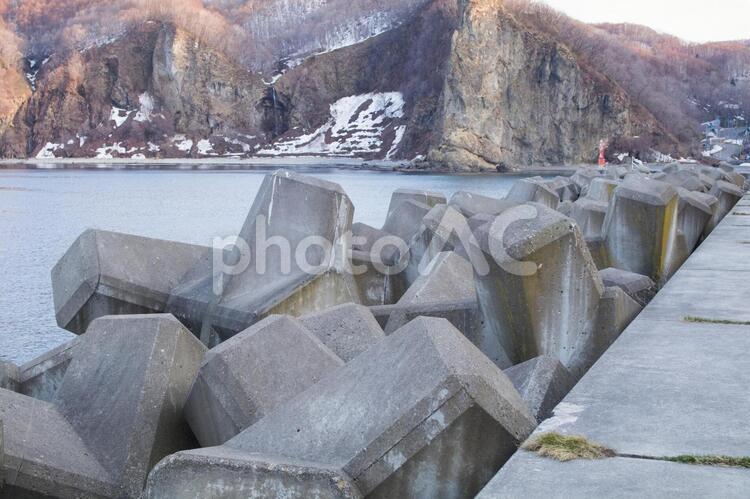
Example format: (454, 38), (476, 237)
(0, 0), (680, 169)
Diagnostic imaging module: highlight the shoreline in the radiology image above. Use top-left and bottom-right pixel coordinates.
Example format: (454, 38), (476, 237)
(0, 156), (583, 176)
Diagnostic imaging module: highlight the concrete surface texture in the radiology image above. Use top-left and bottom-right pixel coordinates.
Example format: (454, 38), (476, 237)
(474, 202), (606, 376)
(168, 170), (361, 341)
(183, 315), (345, 447)
(51, 229), (209, 334)
(144, 317), (536, 498)
(0, 314), (205, 498)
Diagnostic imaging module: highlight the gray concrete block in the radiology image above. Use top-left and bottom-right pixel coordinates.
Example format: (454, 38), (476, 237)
(707, 180), (745, 236)
(584, 177), (619, 202)
(17, 337), (81, 402)
(184, 315), (344, 447)
(603, 177), (680, 286)
(350, 249), (408, 306)
(585, 286), (642, 373)
(570, 198), (608, 238)
(395, 251), (475, 307)
(556, 200), (573, 217)
(504, 356), (575, 422)
(544, 177), (578, 202)
(52, 229), (209, 334)
(299, 303), (385, 362)
(660, 170), (707, 192)
(0, 361), (18, 393)
(449, 191), (517, 218)
(351, 222), (400, 265)
(167, 171), (361, 340)
(384, 188), (446, 220)
(145, 317), (536, 499)
(585, 236), (611, 270)
(675, 188), (714, 257)
(385, 251), (477, 332)
(505, 177), (560, 209)
(383, 199), (435, 246)
(1, 314), (206, 498)
(475, 203), (605, 376)
(570, 168), (602, 193)
(405, 204), (475, 287)
(598, 267), (656, 306)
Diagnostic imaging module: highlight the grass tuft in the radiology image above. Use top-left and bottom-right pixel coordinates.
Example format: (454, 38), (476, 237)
(662, 455), (750, 468)
(522, 433), (615, 462)
(684, 316), (750, 326)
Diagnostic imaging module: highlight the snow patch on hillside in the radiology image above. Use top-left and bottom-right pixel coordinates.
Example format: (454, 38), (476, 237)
(134, 93), (154, 122)
(96, 142), (133, 158)
(197, 139), (215, 155)
(36, 142), (64, 159)
(259, 92), (406, 157)
(172, 135), (194, 153)
(110, 107), (130, 128)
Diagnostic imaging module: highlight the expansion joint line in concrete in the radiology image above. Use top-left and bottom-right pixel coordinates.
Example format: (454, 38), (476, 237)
(616, 453), (750, 470)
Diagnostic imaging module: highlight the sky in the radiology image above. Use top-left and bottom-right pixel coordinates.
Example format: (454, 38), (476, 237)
(541, 0), (749, 43)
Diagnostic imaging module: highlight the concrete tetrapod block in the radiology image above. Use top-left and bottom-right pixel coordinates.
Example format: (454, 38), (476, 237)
(167, 171), (361, 341)
(585, 236), (611, 270)
(503, 356), (575, 422)
(449, 191), (518, 218)
(570, 197), (608, 239)
(380, 189), (446, 259)
(675, 188), (714, 257)
(0, 361), (18, 392)
(405, 204), (470, 286)
(384, 251), (477, 334)
(584, 177), (620, 202)
(584, 286), (643, 374)
(660, 170), (707, 192)
(0, 314), (206, 498)
(16, 337), (81, 402)
(598, 267), (656, 306)
(707, 180), (745, 231)
(52, 229), (210, 334)
(299, 303), (385, 362)
(570, 168), (602, 194)
(603, 177), (680, 286)
(144, 317), (537, 499)
(542, 177), (578, 202)
(350, 223), (407, 306)
(475, 203), (605, 376)
(380, 252), (508, 367)
(349, 248), (408, 307)
(351, 223), (400, 265)
(184, 315), (344, 448)
(384, 188), (446, 222)
(505, 177), (560, 209)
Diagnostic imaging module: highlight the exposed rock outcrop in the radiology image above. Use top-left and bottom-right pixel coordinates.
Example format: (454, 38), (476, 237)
(0, 0), (677, 168)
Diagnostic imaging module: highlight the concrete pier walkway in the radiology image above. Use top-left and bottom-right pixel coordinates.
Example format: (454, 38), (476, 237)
(479, 193), (750, 498)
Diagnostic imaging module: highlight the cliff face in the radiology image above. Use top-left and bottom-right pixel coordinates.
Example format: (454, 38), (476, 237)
(428, 0), (670, 169)
(0, 22), (267, 159)
(267, 0), (673, 169)
(0, 0), (677, 167)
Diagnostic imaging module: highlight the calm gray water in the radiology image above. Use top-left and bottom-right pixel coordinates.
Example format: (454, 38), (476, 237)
(0, 167), (534, 364)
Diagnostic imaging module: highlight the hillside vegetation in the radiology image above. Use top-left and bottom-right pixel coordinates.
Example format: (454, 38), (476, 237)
(0, 0), (747, 164)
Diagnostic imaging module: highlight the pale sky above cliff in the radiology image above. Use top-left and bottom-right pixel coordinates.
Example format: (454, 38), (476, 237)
(542, 0), (749, 43)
